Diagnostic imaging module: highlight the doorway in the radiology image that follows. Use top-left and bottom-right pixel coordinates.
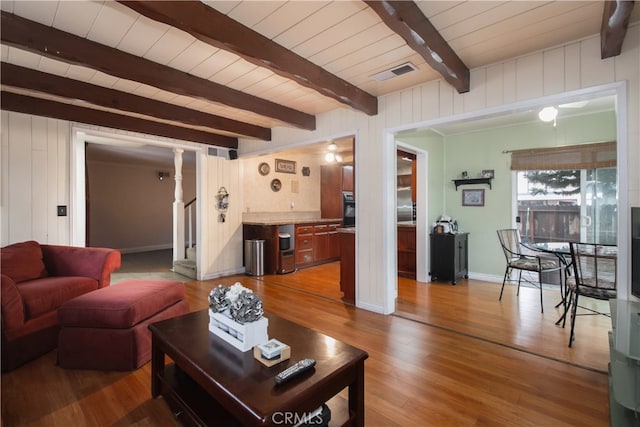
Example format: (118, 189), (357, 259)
(70, 127), (200, 277)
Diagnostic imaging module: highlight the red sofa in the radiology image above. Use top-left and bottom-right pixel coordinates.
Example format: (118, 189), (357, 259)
(1, 241), (121, 371)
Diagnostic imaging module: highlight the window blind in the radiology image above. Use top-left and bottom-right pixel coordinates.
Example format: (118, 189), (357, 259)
(509, 141), (616, 171)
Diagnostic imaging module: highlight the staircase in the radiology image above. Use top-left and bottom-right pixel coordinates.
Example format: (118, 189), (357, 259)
(173, 246), (197, 279)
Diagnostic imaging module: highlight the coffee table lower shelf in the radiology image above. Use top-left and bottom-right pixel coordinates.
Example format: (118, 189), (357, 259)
(158, 363), (350, 426)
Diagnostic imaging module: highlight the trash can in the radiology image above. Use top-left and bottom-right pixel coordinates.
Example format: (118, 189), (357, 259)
(278, 233), (291, 250)
(244, 239), (265, 276)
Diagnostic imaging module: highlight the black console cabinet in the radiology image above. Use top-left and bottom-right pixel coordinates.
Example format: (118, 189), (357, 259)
(430, 233), (469, 285)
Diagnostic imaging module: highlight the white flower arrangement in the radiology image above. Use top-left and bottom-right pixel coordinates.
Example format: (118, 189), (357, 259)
(208, 282), (263, 324)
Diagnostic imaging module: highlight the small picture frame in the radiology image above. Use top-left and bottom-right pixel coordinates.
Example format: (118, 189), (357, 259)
(275, 159), (296, 174)
(462, 189), (485, 206)
(481, 169), (494, 179)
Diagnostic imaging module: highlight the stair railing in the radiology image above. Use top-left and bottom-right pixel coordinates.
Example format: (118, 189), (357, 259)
(185, 197), (196, 252)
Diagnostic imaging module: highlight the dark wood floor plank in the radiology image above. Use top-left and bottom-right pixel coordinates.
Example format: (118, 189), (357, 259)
(1, 260), (610, 426)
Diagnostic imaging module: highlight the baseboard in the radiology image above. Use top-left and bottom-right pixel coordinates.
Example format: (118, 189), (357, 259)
(118, 243), (173, 254)
(200, 267), (245, 281)
(468, 272), (503, 284)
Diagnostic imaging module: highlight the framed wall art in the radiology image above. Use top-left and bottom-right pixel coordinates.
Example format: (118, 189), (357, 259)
(275, 159), (296, 174)
(462, 189), (485, 206)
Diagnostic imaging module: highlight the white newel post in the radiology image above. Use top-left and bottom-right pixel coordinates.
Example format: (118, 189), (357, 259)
(173, 149), (185, 261)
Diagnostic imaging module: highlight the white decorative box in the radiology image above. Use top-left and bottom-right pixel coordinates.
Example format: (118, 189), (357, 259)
(209, 309), (269, 352)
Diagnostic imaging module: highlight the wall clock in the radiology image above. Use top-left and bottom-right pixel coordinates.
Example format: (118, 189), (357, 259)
(258, 162), (270, 176)
(270, 178), (282, 192)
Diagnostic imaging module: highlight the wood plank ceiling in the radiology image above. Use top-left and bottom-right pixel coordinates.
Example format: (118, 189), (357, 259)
(0, 1), (637, 149)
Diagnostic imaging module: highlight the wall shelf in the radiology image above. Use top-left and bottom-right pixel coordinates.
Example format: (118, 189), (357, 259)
(452, 177), (493, 190)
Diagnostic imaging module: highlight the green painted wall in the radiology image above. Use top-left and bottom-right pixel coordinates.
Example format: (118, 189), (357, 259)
(399, 111), (617, 280)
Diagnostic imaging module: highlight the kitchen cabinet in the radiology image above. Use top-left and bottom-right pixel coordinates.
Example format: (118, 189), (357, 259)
(398, 226), (416, 279)
(327, 223), (341, 259)
(321, 164), (354, 219)
(313, 224), (329, 261)
(295, 221), (342, 268)
(430, 233), (469, 285)
(339, 230), (355, 304)
(295, 225), (314, 266)
(244, 221), (342, 273)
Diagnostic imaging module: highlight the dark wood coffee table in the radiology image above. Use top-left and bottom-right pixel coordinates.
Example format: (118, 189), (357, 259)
(149, 310), (368, 426)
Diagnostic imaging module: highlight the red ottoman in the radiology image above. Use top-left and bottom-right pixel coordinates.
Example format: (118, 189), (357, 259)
(57, 280), (190, 371)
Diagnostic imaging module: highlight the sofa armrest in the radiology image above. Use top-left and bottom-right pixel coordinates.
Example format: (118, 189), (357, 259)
(1, 274), (25, 330)
(41, 245), (121, 288)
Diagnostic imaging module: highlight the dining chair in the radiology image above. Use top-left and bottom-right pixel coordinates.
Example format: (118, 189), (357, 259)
(565, 242), (617, 347)
(496, 229), (564, 313)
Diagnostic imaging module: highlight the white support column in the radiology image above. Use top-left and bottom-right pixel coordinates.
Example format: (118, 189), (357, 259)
(173, 149), (185, 261)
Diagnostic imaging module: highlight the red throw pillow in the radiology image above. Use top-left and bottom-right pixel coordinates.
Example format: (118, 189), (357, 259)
(1, 240), (48, 283)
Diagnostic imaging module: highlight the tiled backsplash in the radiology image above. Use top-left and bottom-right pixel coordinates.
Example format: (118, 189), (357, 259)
(242, 211), (322, 223)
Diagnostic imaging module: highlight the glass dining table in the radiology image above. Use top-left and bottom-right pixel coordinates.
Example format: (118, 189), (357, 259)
(521, 240), (573, 325)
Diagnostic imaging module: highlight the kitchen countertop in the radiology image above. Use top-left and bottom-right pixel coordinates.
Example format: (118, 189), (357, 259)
(243, 218), (343, 226)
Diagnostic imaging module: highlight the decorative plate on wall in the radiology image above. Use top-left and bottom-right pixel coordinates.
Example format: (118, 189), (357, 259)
(258, 162), (270, 176)
(270, 178), (282, 192)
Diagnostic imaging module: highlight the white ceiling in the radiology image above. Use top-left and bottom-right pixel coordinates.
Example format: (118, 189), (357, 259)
(1, 1), (635, 165)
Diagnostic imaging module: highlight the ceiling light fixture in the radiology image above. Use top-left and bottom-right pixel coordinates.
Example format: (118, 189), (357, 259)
(325, 152), (335, 162)
(538, 106), (558, 123)
(328, 142), (337, 151)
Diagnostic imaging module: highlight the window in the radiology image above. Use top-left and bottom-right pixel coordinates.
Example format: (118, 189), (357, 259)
(511, 142), (617, 244)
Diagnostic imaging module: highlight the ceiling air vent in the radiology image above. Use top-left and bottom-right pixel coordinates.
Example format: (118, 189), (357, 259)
(370, 62), (417, 82)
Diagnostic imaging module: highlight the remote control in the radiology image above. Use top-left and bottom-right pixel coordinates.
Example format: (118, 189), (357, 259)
(274, 358), (316, 385)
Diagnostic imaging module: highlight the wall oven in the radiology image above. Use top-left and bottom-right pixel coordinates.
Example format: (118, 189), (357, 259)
(343, 191), (355, 227)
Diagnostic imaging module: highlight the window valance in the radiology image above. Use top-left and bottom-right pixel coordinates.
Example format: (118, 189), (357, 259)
(509, 141), (616, 171)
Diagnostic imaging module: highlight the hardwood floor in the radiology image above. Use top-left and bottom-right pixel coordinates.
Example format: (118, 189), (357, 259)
(1, 261), (612, 426)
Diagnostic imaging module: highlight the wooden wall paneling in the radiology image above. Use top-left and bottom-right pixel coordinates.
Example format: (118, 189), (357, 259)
(400, 88), (415, 125)
(384, 91), (403, 128)
(485, 63), (504, 107)
(411, 86), (422, 123)
(46, 119), (58, 244)
(543, 47), (566, 96)
(581, 37), (616, 89)
(515, 53), (544, 101)
(208, 154), (245, 275)
(502, 61), (517, 104)
(1, 111), (8, 243)
(465, 67), (487, 112)
(31, 117), (48, 243)
(32, 147), (47, 242)
(212, 155), (225, 273)
(420, 81), (440, 120)
(613, 26), (640, 199)
(31, 116), (47, 151)
(54, 119), (69, 244)
(452, 86), (464, 115)
(9, 113), (33, 243)
(438, 81), (454, 118)
(564, 43), (582, 92)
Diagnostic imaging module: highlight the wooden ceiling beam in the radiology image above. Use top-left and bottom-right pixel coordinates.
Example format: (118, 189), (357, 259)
(1, 91), (238, 148)
(601, 0), (636, 59)
(0, 11), (315, 131)
(118, 1), (378, 116)
(364, 0), (470, 93)
(1, 63), (270, 141)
